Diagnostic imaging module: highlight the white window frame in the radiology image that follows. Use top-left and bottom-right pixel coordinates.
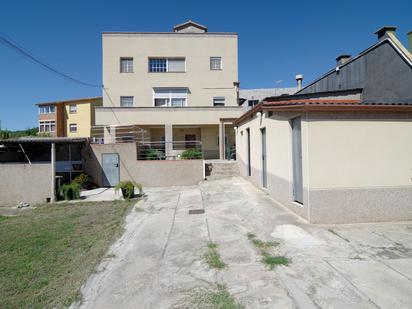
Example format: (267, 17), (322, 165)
(210, 57), (222, 70)
(69, 104), (77, 114)
(38, 105), (56, 114)
(213, 97), (225, 106)
(120, 57), (134, 73)
(120, 96), (134, 107)
(153, 88), (188, 107)
(38, 120), (56, 133)
(69, 123), (77, 133)
(148, 58), (186, 73)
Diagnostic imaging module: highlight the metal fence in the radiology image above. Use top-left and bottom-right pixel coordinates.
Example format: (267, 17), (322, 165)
(90, 125), (147, 144)
(137, 141), (202, 160)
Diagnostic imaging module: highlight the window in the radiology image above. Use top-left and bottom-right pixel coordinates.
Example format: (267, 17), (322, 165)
(70, 123), (77, 133)
(153, 88), (187, 107)
(38, 105), (55, 114)
(213, 97), (225, 106)
(210, 57), (222, 70)
(120, 57), (133, 73)
(69, 104), (77, 113)
(120, 96), (134, 107)
(39, 121), (55, 133)
(248, 100), (259, 107)
(149, 58), (185, 72)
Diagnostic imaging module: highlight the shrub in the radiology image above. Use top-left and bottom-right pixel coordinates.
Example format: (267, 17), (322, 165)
(145, 149), (164, 160)
(0, 130), (9, 139)
(72, 173), (89, 188)
(58, 183), (81, 201)
(115, 181), (143, 199)
(181, 148), (202, 160)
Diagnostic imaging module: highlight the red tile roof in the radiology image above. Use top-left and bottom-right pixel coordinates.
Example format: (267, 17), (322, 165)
(263, 99), (361, 106)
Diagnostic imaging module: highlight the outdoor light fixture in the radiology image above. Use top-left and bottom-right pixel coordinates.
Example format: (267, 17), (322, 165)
(256, 112), (262, 117)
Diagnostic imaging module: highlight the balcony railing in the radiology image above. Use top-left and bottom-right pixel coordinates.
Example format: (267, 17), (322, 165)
(137, 141), (202, 160)
(90, 125), (147, 144)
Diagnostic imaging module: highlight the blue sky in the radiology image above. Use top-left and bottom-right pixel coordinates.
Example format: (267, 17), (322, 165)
(0, 0), (411, 130)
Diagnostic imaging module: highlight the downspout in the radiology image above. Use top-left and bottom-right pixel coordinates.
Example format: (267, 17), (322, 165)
(51, 142), (56, 203)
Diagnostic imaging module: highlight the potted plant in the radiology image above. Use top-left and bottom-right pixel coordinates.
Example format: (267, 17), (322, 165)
(72, 173), (89, 189)
(115, 181), (143, 199)
(57, 183), (81, 201)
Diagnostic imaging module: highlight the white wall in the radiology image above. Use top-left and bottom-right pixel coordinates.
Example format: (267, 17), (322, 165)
(237, 110), (412, 223)
(307, 112), (412, 188)
(236, 111), (310, 219)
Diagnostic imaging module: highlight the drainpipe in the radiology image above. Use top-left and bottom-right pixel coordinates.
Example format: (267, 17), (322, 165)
(51, 142), (56, 203)
(234, 81), (240, 105)
(219, 121), (225, 160)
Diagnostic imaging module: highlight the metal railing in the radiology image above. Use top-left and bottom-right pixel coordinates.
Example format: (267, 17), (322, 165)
(90, 125), (147, 144)
(137, 141), (202, 160)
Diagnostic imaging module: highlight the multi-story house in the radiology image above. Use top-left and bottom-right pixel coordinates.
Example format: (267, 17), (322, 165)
(95, 20), (244, 159)
(37, 97), (102, 137)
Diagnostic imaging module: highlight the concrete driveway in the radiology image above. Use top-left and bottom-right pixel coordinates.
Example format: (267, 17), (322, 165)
(78, 177), (412, 309)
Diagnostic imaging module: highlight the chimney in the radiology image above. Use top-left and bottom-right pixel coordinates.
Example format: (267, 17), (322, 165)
(295, 74), (303, 90)
(408, 31), (412, 53)
(336, 54), (351, 66)
(375, 26), (397, 40)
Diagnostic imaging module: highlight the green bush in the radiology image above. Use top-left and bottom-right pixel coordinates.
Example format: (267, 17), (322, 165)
(145, 149), (164, 160)
(181, 148), (203, 159)
(115, 181), (143, 199)
(58, 183), (81, 201)
(0, 130), (9, 139)
(72, 173), (89, 188)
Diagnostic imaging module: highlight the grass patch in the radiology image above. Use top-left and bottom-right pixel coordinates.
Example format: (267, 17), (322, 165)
(173, 284), (244, 309)
(0, 200), (135, 309)
(247, 232), (279, 249)
(207, 242), (218, 249)
(205, 242), (226, 269)
(261, 253), (290, 270)
(247, 231), (289, 270)
(209, 285), (244, 309)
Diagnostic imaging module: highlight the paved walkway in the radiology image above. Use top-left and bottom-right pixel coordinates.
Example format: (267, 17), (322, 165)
(78, 177), (412, 309)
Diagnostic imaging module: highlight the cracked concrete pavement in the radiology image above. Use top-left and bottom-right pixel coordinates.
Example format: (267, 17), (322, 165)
(77, 177), (412, 309)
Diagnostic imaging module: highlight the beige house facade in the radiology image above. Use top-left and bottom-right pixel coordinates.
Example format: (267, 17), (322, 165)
(95, 21), (243, 159)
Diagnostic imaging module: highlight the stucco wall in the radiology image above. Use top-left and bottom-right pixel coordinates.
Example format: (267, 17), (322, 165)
(0, 163), (51, 207)
(306, 112), (412, 223)
(102, 33), (238, 108)
(236, 112), (310, 220)
(65, 103), (92, 138)
(84, 143), (204, 187)
(95, 106), (244, 126)
(236, 111), (412, 224)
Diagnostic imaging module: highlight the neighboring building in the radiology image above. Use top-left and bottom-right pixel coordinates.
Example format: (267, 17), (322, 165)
(235, 26), (412, 224)
(37, 97), (102, 137)
(95, 21), (244, 159)
(239, 87), (298, 110)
